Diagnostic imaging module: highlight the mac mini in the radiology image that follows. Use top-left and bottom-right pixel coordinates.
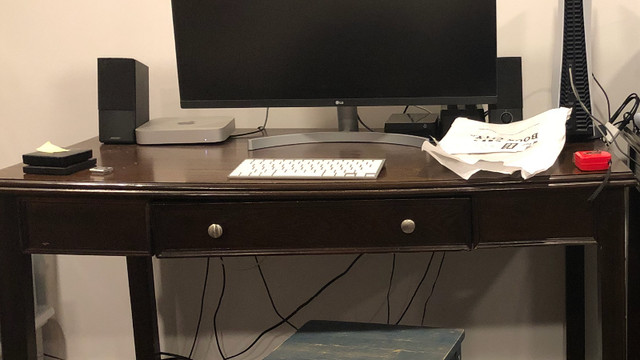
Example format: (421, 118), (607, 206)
(135, 116), (235, 144)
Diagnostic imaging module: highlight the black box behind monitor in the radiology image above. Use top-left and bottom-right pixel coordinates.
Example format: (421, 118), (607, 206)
(98, 58), (149, 144)
(488, 57), (523, 124)
(384, 113), (439, 138)
(439, 107), (484, 139)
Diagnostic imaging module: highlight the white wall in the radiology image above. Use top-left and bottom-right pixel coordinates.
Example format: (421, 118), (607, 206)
(1, 0), (639, 359)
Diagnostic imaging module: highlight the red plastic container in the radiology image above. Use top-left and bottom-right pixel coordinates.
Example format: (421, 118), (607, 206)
(573, 150), (611, 171)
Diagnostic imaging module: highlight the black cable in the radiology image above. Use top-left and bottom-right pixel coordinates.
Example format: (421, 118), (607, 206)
(588, 160), (613, 202)
(403, 105), (432, 114)
(43, 354), (65, 360)
(569, 67), (640, 171)
(254, 256), (298, 330)
(569, 67), (608, 139)
(223, 254), (364, 360)
(617, 96), (638, 131)
(592, 73), (611, 124)
(394, 252), (435, 325)
(386, 253), (396, 324)
(188, 257), (211, 359)
(610, 93), (639, 127)
(229, 108), (270, 138)
(567, 67), (640, 198)
(213, 257), (228, 360)
(357, 115), (374, 132)
(159, 351), (193, 360)
(421, 252), (446, 326)
(413, 106), (432, 114)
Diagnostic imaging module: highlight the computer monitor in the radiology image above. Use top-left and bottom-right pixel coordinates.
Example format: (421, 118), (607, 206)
(171, 0), (497, 149)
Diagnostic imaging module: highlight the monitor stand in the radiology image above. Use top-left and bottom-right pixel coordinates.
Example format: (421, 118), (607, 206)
(247, 106), (428, 150)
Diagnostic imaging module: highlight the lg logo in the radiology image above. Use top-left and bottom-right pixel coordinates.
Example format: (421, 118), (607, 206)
(335, 100), (344, 105)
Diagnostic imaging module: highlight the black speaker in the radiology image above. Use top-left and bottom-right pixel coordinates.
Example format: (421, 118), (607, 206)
(98, 58), (149, 144)
(488, 57), (523, 124)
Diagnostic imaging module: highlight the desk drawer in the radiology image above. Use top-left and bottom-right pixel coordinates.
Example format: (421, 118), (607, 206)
(152, 198), (472, 256)
(474, 189), (596, 246)
(19, 197), (150, 255)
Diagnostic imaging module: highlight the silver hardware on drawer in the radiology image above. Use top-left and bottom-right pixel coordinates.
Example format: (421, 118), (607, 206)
(401, 219), (415, 234)
(207, 224), (223, 239)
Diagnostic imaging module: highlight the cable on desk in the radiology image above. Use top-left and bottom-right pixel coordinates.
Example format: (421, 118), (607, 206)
(357, 115), (374, 132)
(421, 252), (447, 326)
(217, 254), (364, 360)
(394, 252), (435, 325)
(229, 107), (270, 138)
(254, 256), (298, 330)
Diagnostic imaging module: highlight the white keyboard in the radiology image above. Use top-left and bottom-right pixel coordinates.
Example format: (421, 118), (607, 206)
(229, 158), (385, 179)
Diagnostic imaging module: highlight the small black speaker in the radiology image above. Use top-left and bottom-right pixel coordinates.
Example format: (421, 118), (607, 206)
(98, 58), (149, 144)
(488, 57), (523, 124)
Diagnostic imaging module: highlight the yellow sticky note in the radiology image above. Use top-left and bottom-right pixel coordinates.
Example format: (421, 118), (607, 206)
(36, 141), (69, 153)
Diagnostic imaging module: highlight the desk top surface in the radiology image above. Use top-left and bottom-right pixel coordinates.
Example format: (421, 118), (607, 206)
(0, 130), (635, 195)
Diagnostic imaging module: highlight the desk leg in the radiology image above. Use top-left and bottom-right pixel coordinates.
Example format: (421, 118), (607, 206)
(596, 188), (628, 360)
(0, 195), (37, 359)
(126, 256), (161, 360)
(629, 188), (640, 360)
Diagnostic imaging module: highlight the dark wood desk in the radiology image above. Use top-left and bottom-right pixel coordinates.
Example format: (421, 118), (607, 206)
(0, 132), (635, 359)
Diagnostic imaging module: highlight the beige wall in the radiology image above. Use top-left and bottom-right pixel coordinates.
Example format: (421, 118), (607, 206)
(1, 0), (638, 359)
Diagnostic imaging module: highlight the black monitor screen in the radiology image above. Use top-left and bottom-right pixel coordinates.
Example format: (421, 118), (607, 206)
(171, 0), (497, 108)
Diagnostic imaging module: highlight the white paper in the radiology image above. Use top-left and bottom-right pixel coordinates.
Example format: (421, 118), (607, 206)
(36, 141), (69, 153)
(422, 108), (572, 180)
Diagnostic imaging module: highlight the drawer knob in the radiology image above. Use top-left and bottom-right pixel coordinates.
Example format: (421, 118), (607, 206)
(401, 219), (415, 234)
(208, 224), (224, 239)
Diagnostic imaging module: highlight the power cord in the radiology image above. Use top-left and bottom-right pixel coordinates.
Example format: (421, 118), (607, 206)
(402, 105), (432, 114)
(159, 351), (193, 360)
(357, 115), (374, 132)
(216, 254), (364, 360)
(386, 253), (396, 324)
(421, 252), (446, 326)
(188, 257), (211, 359)
(43, 354), (65, 360)
(587, 160), (613, 202)
(213, 257), (227, 360)
(592, 74), (612, 126)
(394, 253), (435, 325)
(610, 93), (639, 130)
(568, 67), (608, 140)
(229, 108), (270, 138)
(254, 256), (298, 330)
(569, 67), (640, 171)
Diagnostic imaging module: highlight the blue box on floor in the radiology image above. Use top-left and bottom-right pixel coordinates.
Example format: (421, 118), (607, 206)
(265, 321), (464, 360)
